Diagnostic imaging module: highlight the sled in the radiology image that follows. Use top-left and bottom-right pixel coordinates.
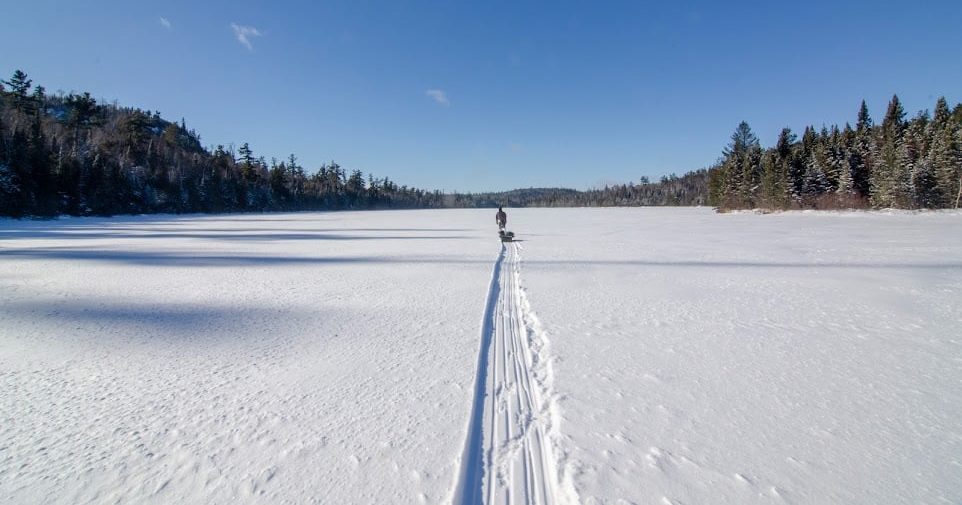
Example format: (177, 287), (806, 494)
(499, 230), (515, 242)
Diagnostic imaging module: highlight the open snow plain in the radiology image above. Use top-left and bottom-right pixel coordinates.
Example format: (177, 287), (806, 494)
(2, 207), (961, 504)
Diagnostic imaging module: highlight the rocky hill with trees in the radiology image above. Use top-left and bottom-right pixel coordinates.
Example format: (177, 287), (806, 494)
(0, 70), (446, 217)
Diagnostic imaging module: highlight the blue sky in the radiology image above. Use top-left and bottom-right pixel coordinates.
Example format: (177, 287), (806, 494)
(3, 0), (961, 192)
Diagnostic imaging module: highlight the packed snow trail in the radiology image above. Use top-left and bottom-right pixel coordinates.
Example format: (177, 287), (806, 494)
(454, 242), (564, 505)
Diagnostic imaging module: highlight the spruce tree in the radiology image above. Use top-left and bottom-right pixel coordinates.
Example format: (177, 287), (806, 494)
(347, 169), (365, 204)
(801, 149), (829, 206)
(31, 86), (46, 116)
(6, 128), (32, 215)
(872, 95), (908, 207)
(851, 104), (875, 204)
(707, 163), (727, 208)
(237, 142), (258, 184)
(28, 87), (56, 215)
(64, 92), (98, 151)
(774, 127), (796, 207)
(792, 126), (816, 201)
(815, 126), (838, 192)
(856, 100), (873, 131)
(899, 112), (933, 207)
(912, 157), (939, 208)
(759, 151), (780, 209)
(933, 97), (951, 128)
(837, 124), (856, 197)
(268, 158), (290, 206)
(955, 122), (962, 208)
(2, 70), (33, 115)
(924, 97), (960, 207)
(288, 153), (304, 201)
(873, 138), (898, 207)
(929, 114), (962, 208)
(882, 94), (906, 134)
(0, 112), (17, 216)
(718, 121), (761, 208)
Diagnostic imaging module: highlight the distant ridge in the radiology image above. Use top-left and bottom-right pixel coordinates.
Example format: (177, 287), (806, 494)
(447, 172), (709, 207)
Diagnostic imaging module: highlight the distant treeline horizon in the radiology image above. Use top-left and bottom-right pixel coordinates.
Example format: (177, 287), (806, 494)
(2, 69), (958, 218)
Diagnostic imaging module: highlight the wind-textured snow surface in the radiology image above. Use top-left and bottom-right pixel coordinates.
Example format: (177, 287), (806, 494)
(2, 207), (961, 504)
(0, 210), (494, 504)
(513, 207), (962, 505)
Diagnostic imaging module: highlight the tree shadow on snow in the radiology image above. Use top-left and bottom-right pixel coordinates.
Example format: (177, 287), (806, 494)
(0, 299), (318, 345)
(0, 228), (471, 242)
(0, 247), (493, 267)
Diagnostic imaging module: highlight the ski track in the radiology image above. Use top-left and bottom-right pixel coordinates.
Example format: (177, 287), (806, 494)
(454, 242), (565, 505)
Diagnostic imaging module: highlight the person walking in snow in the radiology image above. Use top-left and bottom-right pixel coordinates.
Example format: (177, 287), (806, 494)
(496, 207), (507, 231)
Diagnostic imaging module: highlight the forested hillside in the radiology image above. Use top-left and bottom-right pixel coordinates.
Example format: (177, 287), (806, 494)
(708, 96), (962, 210)
(0, 70), (445, 217)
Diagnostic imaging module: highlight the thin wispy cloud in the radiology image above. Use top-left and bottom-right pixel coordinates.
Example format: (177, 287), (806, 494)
(425, 89), (450, 107)
(159, 17), (171, 29)
(231, 23), (262, 51)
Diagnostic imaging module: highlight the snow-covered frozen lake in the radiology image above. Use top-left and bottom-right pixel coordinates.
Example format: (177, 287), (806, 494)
(2, 208), (960, 504)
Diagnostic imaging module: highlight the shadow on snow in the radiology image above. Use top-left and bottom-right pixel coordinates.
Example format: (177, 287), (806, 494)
(0, 228), (471, 241)
(2, 247), (960, 271)
(0, 300), (318, 346)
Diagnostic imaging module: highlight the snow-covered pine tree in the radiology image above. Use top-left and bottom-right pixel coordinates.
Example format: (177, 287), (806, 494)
(715, 121), (761, 209)
(802, 149), (830, 206)
(853, 104), (875, 198)
(926, 97), (962, 207)
(827, 125), (846, 193)
(895, 112), (929, 208)
(774, 127), (795, 208)
(871, 95), (907, 208)
(837, 124), (856, 197)
(760, 139), (791, 210)
(792, 126), (817, 203)
(814, 125), (839, 193)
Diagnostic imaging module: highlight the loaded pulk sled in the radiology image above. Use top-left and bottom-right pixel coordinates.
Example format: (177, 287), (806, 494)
(499, 230), (515, 242)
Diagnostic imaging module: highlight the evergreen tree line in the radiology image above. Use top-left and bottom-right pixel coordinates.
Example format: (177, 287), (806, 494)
(0, 70), (445, 217)
(708, 95), (962, 210)
(17, 71), (954, 217)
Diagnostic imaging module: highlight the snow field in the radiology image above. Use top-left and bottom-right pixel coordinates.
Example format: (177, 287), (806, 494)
(2, 207), (961, 504)
(511, 207), (962, 504)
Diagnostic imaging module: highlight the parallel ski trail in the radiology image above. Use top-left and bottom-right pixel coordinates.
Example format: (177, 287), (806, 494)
(454, 242), (562, 505)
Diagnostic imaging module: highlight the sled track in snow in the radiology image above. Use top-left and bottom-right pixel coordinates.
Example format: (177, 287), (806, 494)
(453, 242), (565, 505)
